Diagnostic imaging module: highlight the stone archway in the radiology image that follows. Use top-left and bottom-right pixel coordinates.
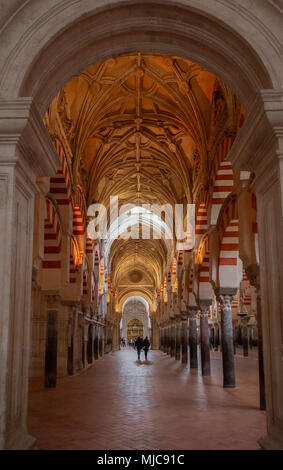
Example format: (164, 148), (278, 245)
(0, 0), (282, 450)
(121, 297), (151, 341)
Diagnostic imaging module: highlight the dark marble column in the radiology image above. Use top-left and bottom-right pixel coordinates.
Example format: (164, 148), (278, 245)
(160, 328), (164, 352)
(188, 307), (198, 369)
(249, 327), (253, 350)
(214, 323), (220, 351)
(99, 327), (103, 357)
(246, 264), (266, 411)
(166, 326), (171, 355)
(94, 326), (99, 360)
(175, 320), (181, 361)
(233, 323), (237, 355)
(242, 317), (249, 357)
(217, 290), (236, 388)
(170, 323), (176, 357)
(181, 313), (188, 364)
(199, 305), (211, 376)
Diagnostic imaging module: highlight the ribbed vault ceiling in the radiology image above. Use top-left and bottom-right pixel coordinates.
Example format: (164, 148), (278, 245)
(45, 52), (243, 309)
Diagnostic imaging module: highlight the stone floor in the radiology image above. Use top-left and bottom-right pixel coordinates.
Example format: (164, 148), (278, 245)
(28, 347), (266, 450)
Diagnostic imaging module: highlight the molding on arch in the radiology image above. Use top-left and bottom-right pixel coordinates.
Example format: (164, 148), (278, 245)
(0, 1), (281, 114)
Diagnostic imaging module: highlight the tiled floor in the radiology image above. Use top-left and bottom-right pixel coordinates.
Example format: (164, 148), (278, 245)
(28, 347), (266, 450)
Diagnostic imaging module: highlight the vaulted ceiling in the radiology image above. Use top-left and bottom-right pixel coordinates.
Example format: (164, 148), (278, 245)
(45, 52), (244, 310)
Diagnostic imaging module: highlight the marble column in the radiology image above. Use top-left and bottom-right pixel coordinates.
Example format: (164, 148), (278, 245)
(170, 323), (176, 357)
(99, 327), (103, 357)
(83, 324), (88, 367)
(246, 264), (266, 411)
(160, 326), (165, 352)
(175, 319), (181, 361)
(94, 326), (99, 359)
(166, 326), (171, 355)
(241, 317), (249, 357)
(217, 290), (236, 388)
(214, 323), (220, 351)
(188, 307), (198, 369)
(199, 304), (211, 376)
(181, 313), (188, 364)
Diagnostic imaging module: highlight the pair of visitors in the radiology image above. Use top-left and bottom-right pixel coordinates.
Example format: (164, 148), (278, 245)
(135, 336), (150, 361)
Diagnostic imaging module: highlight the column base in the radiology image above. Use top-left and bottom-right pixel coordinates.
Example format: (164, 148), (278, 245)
(4, 428), (36, 450)
(258, 428), (283, 450)
(223, 384), (236, 389)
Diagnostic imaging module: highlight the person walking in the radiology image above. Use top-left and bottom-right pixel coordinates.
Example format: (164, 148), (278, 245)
(143, 336), (150, 360)
(135, 336), (144, 361)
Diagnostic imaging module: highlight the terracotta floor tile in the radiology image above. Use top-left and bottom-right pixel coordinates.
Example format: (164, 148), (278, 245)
(28, 347), (266, 450)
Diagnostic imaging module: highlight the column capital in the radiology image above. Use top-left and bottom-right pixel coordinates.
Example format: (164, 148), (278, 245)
(0, 98), (60, 179)
(188, 306), (198, 319)
(228, 90), (283, 173)
(215, 287), (237, 303)
(245, 264), (260, 291)
(180, 310), (188, 321)
(199, 299), (212, 315)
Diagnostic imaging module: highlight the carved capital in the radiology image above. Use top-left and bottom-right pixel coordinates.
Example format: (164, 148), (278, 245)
(180, 310), (188, 321)
(245, 264), (260, 291)
(188, 306), (198, 320)
(215, 287), (237, 311)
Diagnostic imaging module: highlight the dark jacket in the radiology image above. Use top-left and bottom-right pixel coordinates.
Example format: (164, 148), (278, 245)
(143, 338), (150, 350)
(135, 337), (144, 350)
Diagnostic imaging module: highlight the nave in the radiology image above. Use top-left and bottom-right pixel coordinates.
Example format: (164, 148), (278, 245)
(28, 348), (265, 450)
(0, 1), (282, 451)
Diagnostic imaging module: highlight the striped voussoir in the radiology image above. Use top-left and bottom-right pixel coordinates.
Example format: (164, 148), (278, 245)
(195, 203), (208, 238)
(199, 253), (210, 284)
(210, 137), (234, 210)
(50, 139), (71, 206)
(42, 199), (62, 269)
(219, 219), (239, 266)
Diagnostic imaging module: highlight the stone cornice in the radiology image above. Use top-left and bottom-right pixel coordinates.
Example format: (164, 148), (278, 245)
(0, 98), (60, 177)
(228, 90), (283, 178)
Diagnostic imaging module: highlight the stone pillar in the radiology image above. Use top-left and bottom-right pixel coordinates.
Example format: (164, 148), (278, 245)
(94, 326), (99, 359)
(241, 317), (249, 357)
(83, 324), (88, 366)
(175, 319), (181, 361)
(214, 323), (220, 351)
(98, 326), (102, 357)
(229, 90), (283, 448)
(170, 323), (176, 357)
(151, 318), (159, 350)
(217, 290), (236, 388)
(166, 326), (171, 355)
(199, 304), (211, 376)
(181, 313), (188, 364)
(0, 99), (60, 450)
(160, 327), (164, 352)
(188, 307), (198, 369)
(246, 264), (266, 411)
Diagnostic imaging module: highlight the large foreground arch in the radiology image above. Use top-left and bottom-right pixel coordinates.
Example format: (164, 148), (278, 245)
(0, 0), (282, 450)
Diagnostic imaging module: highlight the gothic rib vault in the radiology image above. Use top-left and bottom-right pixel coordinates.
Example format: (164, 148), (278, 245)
(43, 52), (246, 316)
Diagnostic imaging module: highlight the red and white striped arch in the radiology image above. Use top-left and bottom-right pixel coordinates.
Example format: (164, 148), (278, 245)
(72, 204), (84, 263)
(219, 218), (242, 288)
(69, 236), (79, 283)
(210, 136), (234, 224)
(195, 203), (208, 248)
(50, 139), (71, 206)
(198, 240), (214, 300)
(41, 199), (62, 270)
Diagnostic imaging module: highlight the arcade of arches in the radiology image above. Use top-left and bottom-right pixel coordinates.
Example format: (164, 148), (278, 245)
(0, 0), (282, 451)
